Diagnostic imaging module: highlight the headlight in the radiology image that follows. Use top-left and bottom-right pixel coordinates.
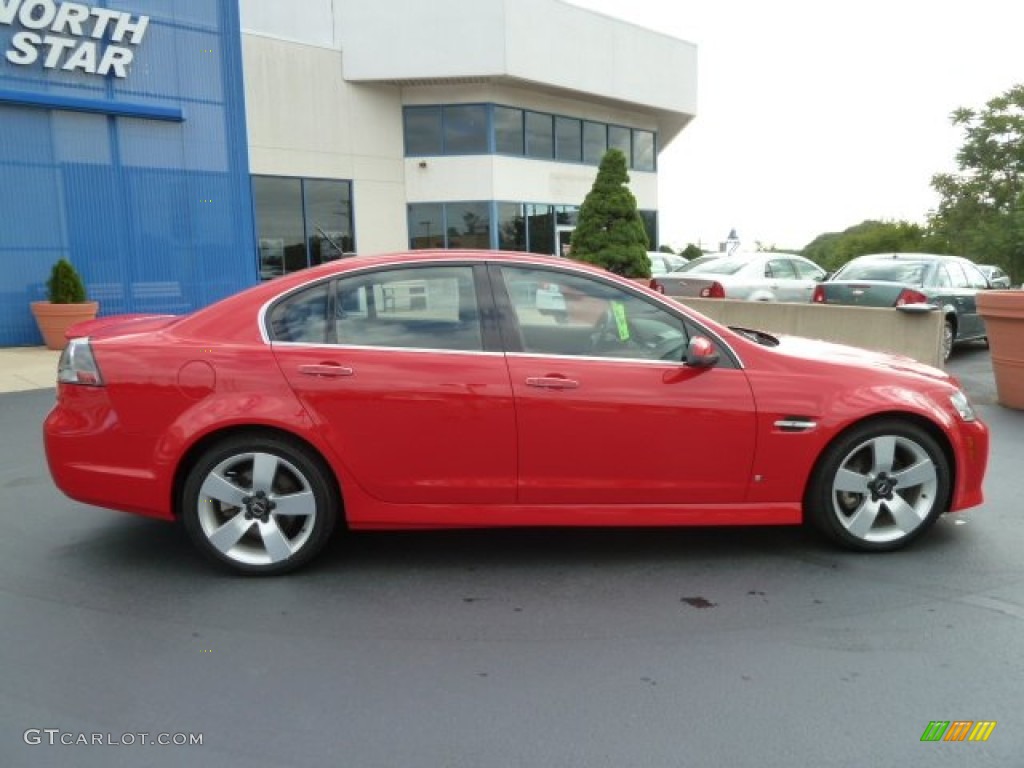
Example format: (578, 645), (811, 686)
(949, 389), (976, 422)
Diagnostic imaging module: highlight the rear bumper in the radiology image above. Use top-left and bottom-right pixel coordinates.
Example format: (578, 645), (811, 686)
(43, 386), (174, 520)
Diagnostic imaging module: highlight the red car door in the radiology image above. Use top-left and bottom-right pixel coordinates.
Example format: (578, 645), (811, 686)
(270, 265), (517, 505)
(494, 265), (758, 505)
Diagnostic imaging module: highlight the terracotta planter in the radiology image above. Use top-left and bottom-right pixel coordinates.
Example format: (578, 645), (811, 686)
(30, 301), (100, 350)
(977, 290), (1024, 410)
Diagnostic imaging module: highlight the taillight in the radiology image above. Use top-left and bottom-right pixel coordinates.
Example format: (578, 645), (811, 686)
(57, 338), (104, 386)
(812, 285), (826, 303)
(650, 279), (664, 293)
(895, 288), (928, 306)
(700, 281), (725, 299)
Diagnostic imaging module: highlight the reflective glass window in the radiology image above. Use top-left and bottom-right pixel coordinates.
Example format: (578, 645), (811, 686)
(498, 203), (527, 250)
(527, 204), (554, 255)
(445, 202), (491, 249)
(582, 121), (607, 165)
(404, 107), (443, 155)
(555, 117), (582, 162)
(608, 125), (631, 162)
(253, 176), (304, 279)
(304, 180), (353, 266)
(408, 203), (445, 249)
(525, 112), (554, 159)
(443, 105), (488, 154)
(494, 107), (524, 155)
(633, 130), (656, 171)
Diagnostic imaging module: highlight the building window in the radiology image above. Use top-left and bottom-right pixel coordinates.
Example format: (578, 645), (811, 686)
(555, 117), (582, 163)
(525, 111), (554, 159)
(402, 104), (657, 171)
(608, 125), (631, 160)
(443, 104), (488, 154)
(408, 203), (445, 249)
(497, 203), (526, 250)
(633, 130), (656, 172)
(494, 106), (524, 155)
(582, 121), (607, 165)
(404, 106), (443, 155)
(447, 202), (491, 249)
(526, 204), (554, 255)
(639, 209), (658, 250)
(253, 176), (355, 279)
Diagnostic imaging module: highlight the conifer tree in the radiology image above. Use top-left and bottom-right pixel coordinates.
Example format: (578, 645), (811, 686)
(570, 149), (651, 278)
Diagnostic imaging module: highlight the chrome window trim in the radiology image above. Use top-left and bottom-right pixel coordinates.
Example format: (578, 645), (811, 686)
(256, 254), (746, 370)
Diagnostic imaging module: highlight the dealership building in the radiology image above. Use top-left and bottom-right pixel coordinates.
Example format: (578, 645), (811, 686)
(0, 0), (697, 345)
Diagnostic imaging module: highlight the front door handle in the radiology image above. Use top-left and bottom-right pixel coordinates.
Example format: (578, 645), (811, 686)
(298, 364), (354, 378)
(525, 376), (579, 390)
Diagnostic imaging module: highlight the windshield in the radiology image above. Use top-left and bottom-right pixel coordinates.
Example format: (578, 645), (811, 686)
(834, 260), (928, 284)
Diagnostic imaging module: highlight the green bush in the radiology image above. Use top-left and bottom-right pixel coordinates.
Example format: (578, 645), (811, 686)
(46, 258), (88, 304)
(570, 149), (651, 278)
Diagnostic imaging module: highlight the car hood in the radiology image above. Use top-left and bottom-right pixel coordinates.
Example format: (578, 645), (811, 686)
(770, 333), (951, 385)
(67, 313), (182, 341)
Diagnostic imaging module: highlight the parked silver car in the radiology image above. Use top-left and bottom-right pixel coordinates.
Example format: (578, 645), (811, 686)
(651, 251), (827, 302)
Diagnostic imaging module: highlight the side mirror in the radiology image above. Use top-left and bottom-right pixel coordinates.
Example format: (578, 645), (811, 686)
(685, 335), (719, 368)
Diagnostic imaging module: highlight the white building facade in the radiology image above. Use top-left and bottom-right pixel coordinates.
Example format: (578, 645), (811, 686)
(0, 0), (696, 345)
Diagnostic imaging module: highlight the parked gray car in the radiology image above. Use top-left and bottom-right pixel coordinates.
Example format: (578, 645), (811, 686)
(812, 252), (990, 361)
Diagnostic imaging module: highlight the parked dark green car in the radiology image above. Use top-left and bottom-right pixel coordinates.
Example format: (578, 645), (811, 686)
(811, 253), (991, 361)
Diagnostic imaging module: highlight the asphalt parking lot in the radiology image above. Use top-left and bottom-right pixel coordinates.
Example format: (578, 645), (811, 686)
(1, 347), (1021, 767)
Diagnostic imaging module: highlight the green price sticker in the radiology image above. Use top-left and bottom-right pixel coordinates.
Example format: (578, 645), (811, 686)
(611, 301), (630, 340)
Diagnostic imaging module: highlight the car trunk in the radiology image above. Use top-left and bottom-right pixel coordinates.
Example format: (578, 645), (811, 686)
(818, 281), (909, 307)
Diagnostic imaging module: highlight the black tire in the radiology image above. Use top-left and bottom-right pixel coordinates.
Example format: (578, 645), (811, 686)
(181, 433), (339, 575)
(806, 420), (950, 552)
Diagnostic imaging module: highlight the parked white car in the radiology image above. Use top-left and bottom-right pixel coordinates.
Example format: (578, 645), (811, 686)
(651, 251), (827, 302)
(977, 264), (1011, 289)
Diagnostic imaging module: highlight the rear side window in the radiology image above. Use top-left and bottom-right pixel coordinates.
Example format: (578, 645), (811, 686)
(268, 283), (330, 343)
(335, 266), (483, 351)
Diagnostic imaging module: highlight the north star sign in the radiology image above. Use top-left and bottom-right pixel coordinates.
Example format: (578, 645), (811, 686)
(1, 0), (149, 78)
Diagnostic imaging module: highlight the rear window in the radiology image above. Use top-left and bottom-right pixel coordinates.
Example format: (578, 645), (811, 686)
(834, 260), (928, 284)
(686, 258), (747, 276)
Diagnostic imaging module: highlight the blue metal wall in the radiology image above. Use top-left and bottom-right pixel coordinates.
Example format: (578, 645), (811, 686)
(0, 0), (255, 345)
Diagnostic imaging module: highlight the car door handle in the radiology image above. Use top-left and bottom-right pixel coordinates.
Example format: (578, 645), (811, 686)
(298, 364), (354, 378)
(525, 376), (579, 390)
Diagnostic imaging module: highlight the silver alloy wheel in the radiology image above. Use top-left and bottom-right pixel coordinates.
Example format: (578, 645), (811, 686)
(196, 451), (317, 566)
(830, 434), (939, 544)
(942, 320), (954, 361)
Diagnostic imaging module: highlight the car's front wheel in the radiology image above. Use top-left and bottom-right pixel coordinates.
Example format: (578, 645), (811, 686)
(182, 434), (339, 575)
(807, 420), (950, 551)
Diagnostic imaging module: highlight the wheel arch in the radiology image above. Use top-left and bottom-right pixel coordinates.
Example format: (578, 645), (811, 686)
(802, 411), (956, 517)
(171, 425), (345, 524)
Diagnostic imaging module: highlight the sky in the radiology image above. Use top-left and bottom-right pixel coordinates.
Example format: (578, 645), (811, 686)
(567, 0), (1023, 251)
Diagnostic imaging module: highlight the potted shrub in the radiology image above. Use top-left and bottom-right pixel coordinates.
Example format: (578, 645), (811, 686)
(30, 259), (99, 350)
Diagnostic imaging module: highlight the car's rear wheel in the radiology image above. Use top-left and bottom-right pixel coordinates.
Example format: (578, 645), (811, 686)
(942, 319), (955, 362)
(182, 434), (339, 575)
(807, 420), (949, 551)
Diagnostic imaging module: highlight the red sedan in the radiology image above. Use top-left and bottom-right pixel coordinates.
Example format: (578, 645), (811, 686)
(44, 251), (989, 575)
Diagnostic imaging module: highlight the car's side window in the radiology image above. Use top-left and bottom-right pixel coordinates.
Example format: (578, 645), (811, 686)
(962, 263), (989, 290)
(791, 259), (825, 280)
(334, 266), (483, 351)
(944, 261), (970, 288)
(268, 283), (330, 343)
(498, 266), (690, 361)
(765, 259), (797, 279)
